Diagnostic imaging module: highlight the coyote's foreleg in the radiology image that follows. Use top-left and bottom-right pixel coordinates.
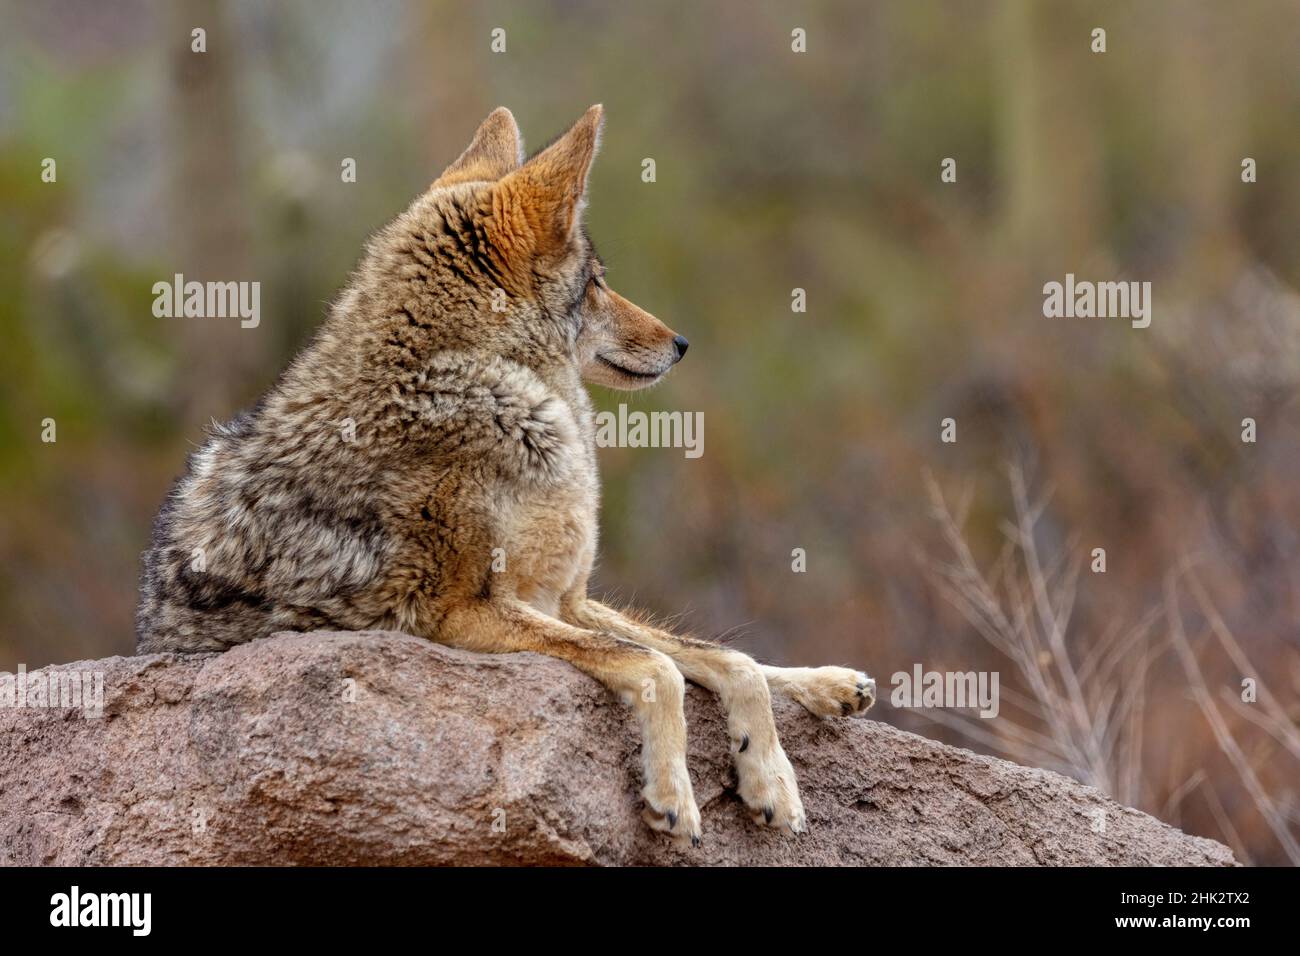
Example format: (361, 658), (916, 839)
(562, 597), (854, 833)
(437, 597), (701, 844)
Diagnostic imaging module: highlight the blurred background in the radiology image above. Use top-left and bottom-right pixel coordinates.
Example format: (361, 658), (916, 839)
(1, 0), (1297, 864)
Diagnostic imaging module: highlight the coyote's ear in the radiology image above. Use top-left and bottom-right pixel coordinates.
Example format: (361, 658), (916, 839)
(490, 105), (603, 259)
(434, 107), (524, 187)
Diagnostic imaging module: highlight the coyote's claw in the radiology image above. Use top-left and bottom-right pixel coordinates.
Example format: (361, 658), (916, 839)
(642, 780), (702, 847)
(787, 667), (876, 719)
(735, 735), (805, 835)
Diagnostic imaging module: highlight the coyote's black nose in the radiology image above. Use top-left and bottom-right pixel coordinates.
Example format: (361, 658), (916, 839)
(672, 335), (690, 360)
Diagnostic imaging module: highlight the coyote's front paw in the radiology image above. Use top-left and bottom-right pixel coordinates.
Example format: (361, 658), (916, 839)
(734, 735), (806, 834)
(642, 767), (702, 847)
(789, 667), (876, 718)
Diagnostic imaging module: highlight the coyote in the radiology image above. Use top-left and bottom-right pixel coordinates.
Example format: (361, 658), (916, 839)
(137, 106), (876, 843)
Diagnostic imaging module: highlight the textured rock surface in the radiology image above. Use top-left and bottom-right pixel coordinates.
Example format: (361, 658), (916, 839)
(0, 631), (1234, 866)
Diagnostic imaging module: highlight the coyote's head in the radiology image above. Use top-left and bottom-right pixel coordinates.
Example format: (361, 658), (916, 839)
(372, 105), (686, 390)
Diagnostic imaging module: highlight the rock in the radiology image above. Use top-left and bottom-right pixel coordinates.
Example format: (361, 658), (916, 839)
(0, 631), (1234, 866)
